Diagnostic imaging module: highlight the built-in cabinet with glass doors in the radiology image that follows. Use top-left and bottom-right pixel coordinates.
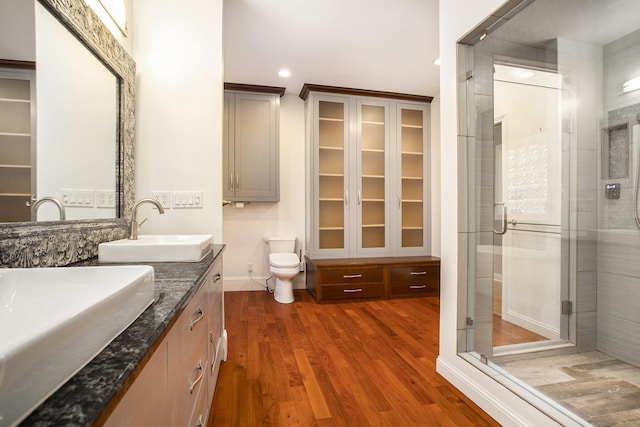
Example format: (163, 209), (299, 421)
(0, 69), (35, 222)
(303, 85), (431, 259)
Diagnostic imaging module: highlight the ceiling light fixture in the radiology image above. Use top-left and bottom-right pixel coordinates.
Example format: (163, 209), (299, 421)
(510, 68), (534, 79)
(621, 75), (640, 94)
(278, 69), (292, 78)
(433, 58), (441, 66)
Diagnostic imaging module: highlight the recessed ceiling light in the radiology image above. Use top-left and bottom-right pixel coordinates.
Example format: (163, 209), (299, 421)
(433, 58), (441, 66)
(278, 69), (291, 78)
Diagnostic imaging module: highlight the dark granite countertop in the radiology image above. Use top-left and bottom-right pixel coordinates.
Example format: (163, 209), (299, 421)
(19, 244), (225, 426)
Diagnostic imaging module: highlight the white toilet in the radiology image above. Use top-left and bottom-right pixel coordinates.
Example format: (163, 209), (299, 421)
(264, 236), (299, 303)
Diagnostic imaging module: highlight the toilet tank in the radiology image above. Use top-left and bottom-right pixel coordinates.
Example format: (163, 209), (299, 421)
(265, 236), (296, 253)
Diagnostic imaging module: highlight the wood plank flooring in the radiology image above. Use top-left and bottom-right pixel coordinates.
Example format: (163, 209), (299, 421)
(209, 290), (500, 426)
(492, 314), (548, 347)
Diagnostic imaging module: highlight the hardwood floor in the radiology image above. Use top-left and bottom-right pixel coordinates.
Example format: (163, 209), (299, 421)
(492, 314), (548, 347)
(209, 290), (500, 426)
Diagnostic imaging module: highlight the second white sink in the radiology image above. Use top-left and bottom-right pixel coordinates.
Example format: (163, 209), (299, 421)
(99, 234), (213, 263)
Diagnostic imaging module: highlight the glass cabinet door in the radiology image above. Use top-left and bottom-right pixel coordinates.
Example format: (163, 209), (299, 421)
(317, 99), (347, 251)
(0, 72), (34, 222)
(358, 101), (389, 251)
(398, 106), (426, 250)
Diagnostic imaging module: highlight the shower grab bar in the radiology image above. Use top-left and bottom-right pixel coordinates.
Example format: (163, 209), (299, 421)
(493, 202), (507, 235)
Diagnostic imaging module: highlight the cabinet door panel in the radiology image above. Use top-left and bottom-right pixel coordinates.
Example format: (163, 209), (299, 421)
(222, 93), (234, 200)
(233, 93), (278, 200)
(357, 100), (390, 254)
(315, 97), (350, 256)
(103, 342), (168, 427)
(396, 103), (430, 254)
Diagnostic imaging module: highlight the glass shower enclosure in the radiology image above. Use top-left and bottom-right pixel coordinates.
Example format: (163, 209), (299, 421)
(457, 0), (640, 424)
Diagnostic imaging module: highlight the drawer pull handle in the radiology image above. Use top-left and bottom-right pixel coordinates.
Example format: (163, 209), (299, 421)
(410, 271), (427, 276)
(344, 288), (363, 293)
(213, 272), (222, 283)
(195, 415), (204, 427)
(343, 274), (362, 279)
(189, 360), (204, 394)
(190, 307), (204, 330)
(410, 285), (427, 289)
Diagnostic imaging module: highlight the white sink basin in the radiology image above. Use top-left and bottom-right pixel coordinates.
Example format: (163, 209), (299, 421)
(0, 265), (154, 426)
(98, 234), (213, 263)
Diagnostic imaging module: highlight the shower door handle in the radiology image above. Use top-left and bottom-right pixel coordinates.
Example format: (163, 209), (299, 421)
(494, 202), (507, 235)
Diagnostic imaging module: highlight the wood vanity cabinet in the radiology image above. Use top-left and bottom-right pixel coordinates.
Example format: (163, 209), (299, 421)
(167, 282), (208, 426)
(103, 257), (225, 427)
(305, 255), (440, 303)
(101, 341), (169, 425)
(206, 257), (225, 404)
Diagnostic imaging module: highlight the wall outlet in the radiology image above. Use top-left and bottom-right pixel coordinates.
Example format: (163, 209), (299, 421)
(152, 191), (172, 209)
(247, 262), (253, 273)
(95, 190), (116, 208)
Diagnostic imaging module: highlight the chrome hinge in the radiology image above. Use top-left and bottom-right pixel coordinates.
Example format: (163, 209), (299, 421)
(562, 300), (573, 315)
(466, 70), (473, 80)
(466, 317), (474, 326)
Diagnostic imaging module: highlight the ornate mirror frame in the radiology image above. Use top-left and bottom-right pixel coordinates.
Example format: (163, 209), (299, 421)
(0, 0), (135, 268)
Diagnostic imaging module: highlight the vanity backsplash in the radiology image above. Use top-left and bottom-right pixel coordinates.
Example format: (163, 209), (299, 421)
(0, 221), (127, 268)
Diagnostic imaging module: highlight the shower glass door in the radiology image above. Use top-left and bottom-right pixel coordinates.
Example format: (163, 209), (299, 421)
(460, 32), (574, 362)
(492, 64), (567, 351)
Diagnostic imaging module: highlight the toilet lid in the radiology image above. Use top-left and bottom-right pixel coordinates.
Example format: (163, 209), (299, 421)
(269, 253), (299, 268)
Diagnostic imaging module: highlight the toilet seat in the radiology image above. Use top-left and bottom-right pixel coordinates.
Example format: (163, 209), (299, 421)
(269, 253), (299, 268)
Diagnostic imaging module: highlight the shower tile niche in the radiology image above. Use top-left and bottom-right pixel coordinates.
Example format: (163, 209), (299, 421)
(603, 122), (629, 180)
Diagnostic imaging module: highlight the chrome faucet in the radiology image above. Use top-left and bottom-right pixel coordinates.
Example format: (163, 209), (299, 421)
(30, 196), (66, 221)
(129, 198), (165, 240)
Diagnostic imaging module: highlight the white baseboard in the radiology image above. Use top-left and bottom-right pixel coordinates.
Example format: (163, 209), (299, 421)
(223, 275), (306, 292)
(436, 356), (581, 426)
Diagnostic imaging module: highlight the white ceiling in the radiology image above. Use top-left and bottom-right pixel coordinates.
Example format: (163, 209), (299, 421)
(223, 0), (440, 98)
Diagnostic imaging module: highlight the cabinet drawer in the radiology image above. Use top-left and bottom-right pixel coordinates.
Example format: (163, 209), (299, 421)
(389, 265), (439, 282)
(322, 282), (384, 301)
(321, 267), (383, 284)
(389, 265), (439, 296)
(169, 287), (207, 426)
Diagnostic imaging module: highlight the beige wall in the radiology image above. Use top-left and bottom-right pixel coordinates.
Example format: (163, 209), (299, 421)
(132, 0), (223, 240)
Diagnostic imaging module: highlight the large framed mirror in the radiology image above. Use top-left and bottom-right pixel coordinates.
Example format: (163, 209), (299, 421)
(0, 0), (135, 268)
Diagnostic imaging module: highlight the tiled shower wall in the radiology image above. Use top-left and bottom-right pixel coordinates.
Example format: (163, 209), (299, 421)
(597, 29), (640, 367)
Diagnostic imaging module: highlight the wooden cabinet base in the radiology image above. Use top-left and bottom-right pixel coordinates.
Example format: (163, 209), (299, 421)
(305, 255), (440, 303)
